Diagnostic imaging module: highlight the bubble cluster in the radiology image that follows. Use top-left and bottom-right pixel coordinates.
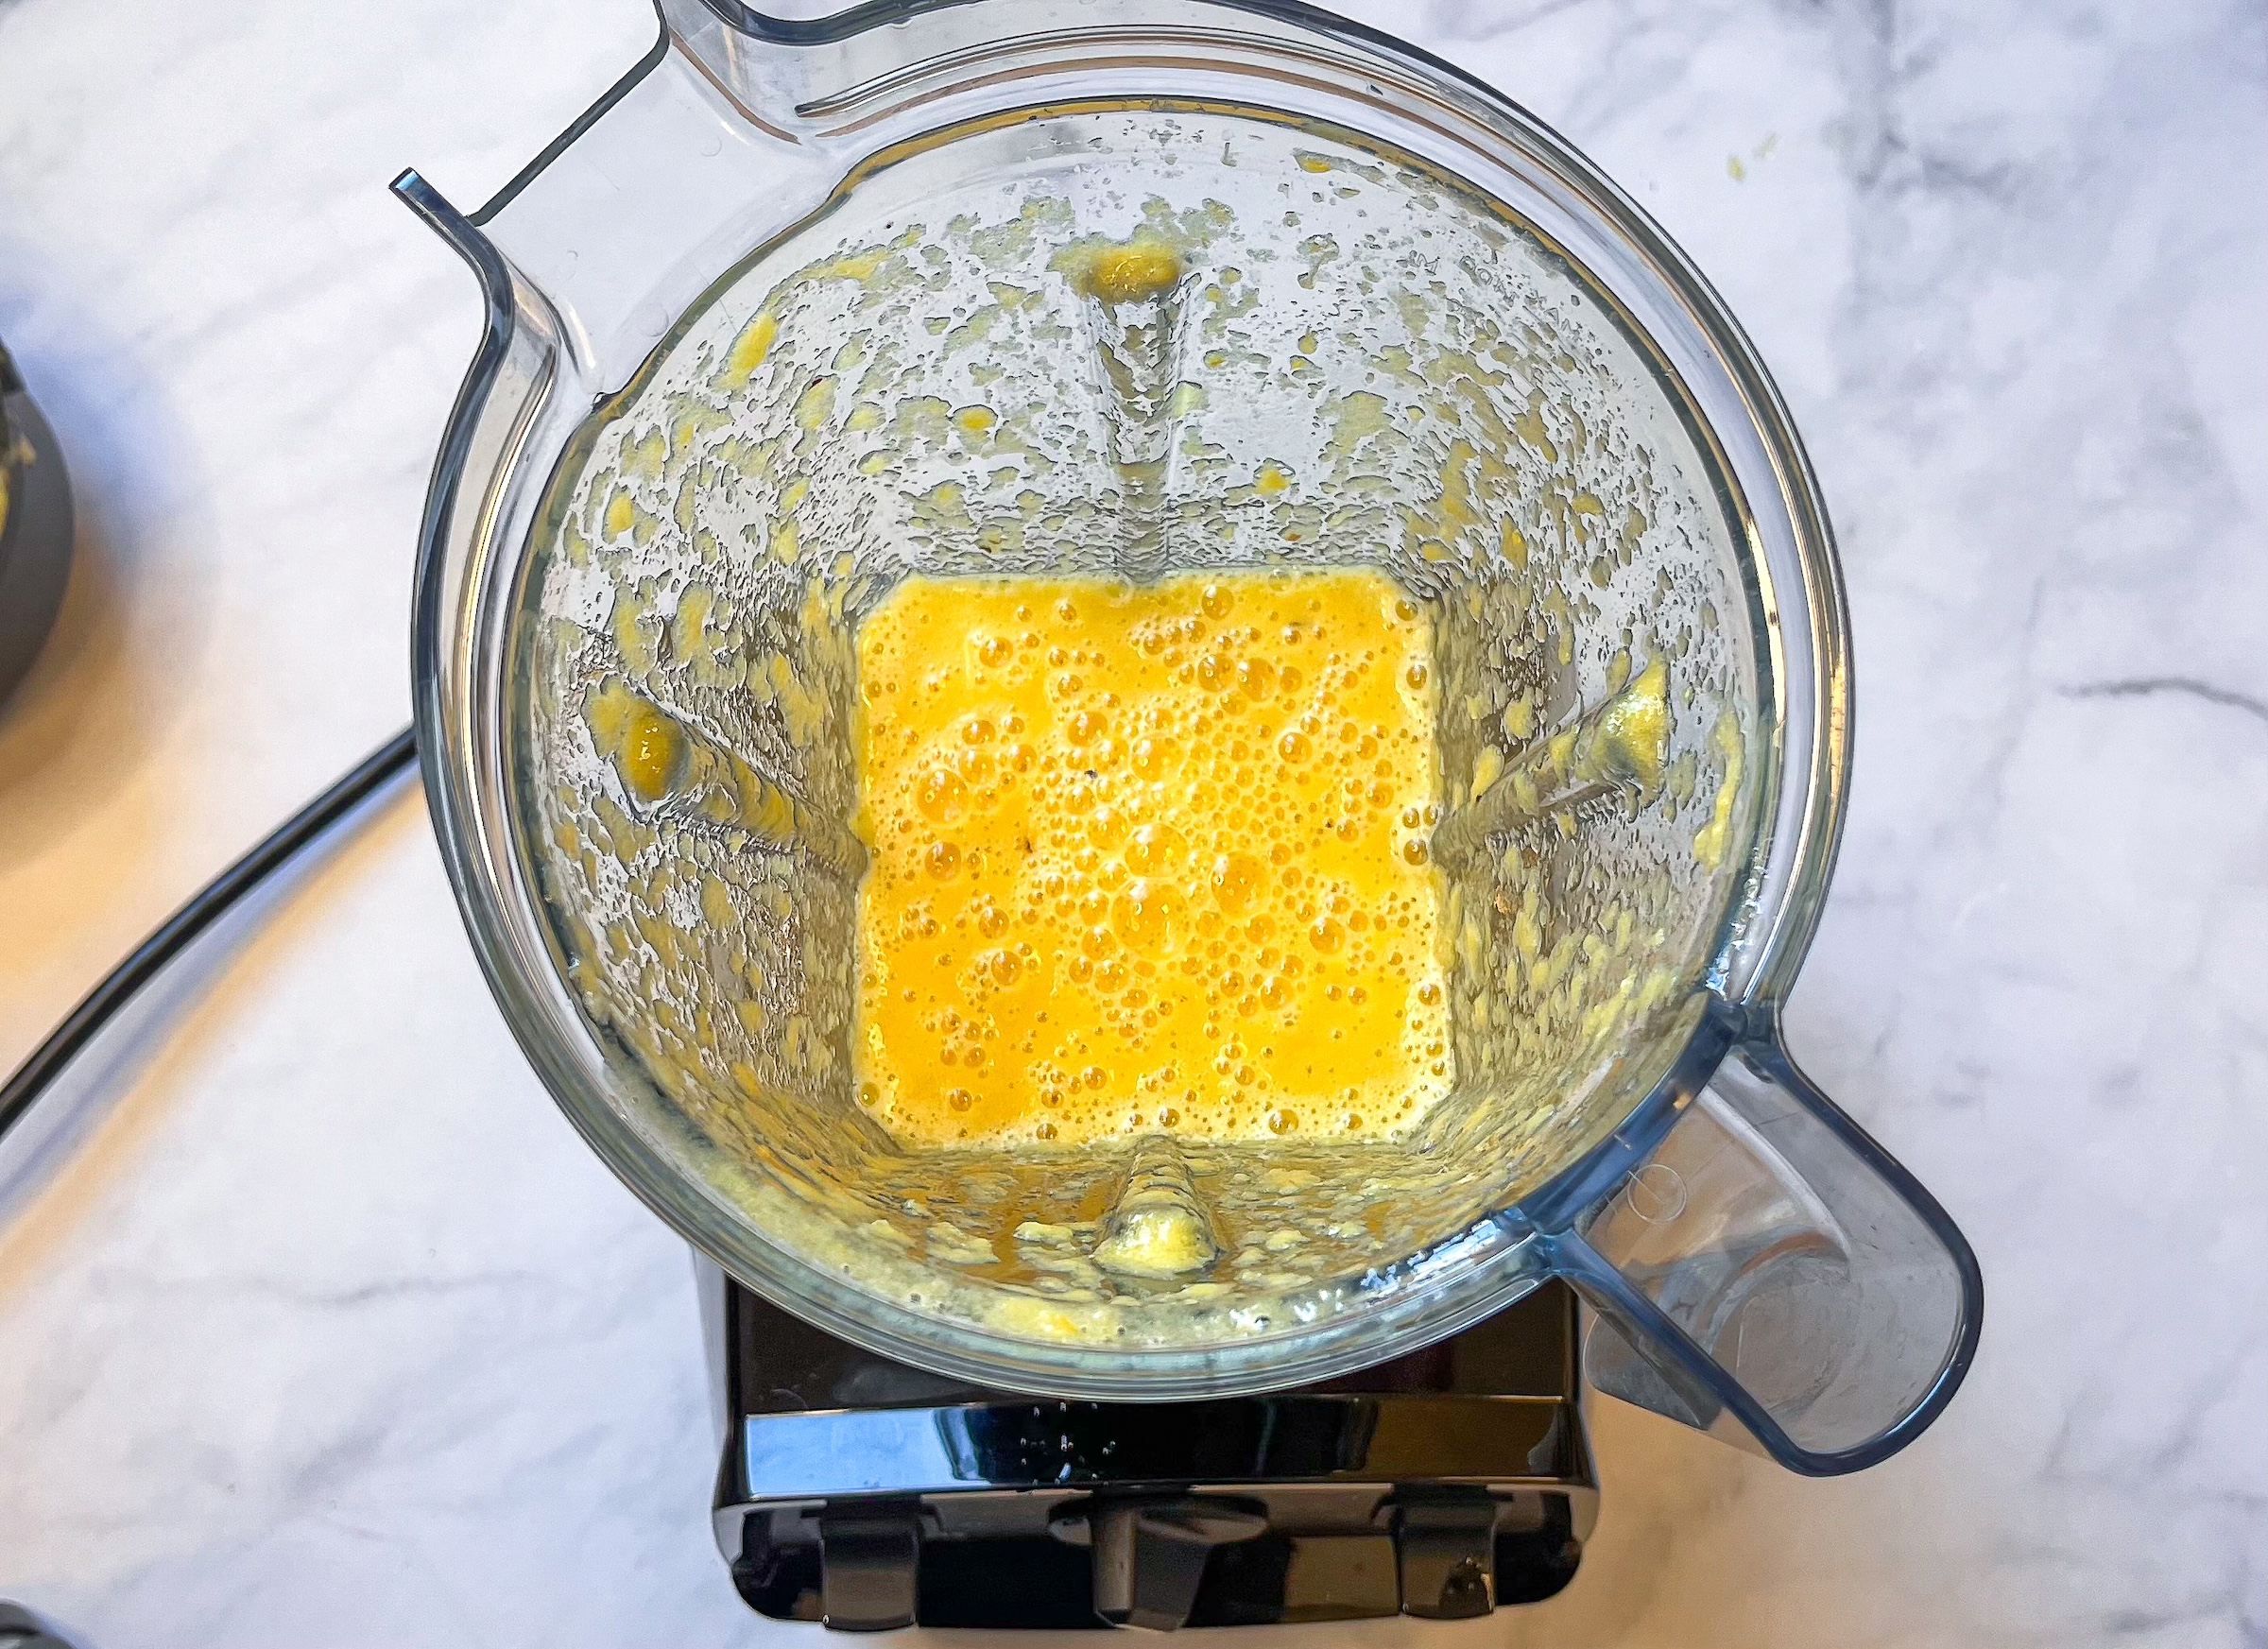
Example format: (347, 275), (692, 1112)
(852, 569), (1452, 1147)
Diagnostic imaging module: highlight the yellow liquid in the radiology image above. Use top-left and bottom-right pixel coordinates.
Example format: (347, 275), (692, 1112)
(852, 568), (1450, 1146)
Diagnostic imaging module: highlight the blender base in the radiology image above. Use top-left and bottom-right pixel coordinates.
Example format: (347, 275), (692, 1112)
(710, 1280), (1594, 1629)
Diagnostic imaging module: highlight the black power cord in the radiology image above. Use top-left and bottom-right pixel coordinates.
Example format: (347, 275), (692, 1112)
(0, 727), (419, 1145)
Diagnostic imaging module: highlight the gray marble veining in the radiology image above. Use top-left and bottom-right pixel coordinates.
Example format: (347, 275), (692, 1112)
(0, 0), (2260, 1643)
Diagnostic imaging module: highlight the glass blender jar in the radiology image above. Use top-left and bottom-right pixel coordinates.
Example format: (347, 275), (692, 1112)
(398, 0), (1982, 1476)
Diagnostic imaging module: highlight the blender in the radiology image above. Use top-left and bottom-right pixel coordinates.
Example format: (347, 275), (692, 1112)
(393, 0), (1983, 1624)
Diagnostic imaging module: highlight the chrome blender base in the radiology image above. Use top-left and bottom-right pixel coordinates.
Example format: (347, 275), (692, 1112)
(711, 1280), (1594, 1629)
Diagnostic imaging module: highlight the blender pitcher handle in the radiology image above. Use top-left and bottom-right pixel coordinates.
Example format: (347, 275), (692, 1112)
(1545, 1004), (1983, 1475)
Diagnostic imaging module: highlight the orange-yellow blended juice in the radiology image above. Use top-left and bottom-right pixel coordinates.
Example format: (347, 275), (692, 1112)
(851, 568), (1450, 1147)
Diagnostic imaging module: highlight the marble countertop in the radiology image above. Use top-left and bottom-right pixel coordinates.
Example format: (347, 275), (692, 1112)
(0, 0), (2260, 1643)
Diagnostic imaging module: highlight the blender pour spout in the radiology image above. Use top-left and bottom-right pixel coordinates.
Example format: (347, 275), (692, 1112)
(394, 6), (861, 395)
